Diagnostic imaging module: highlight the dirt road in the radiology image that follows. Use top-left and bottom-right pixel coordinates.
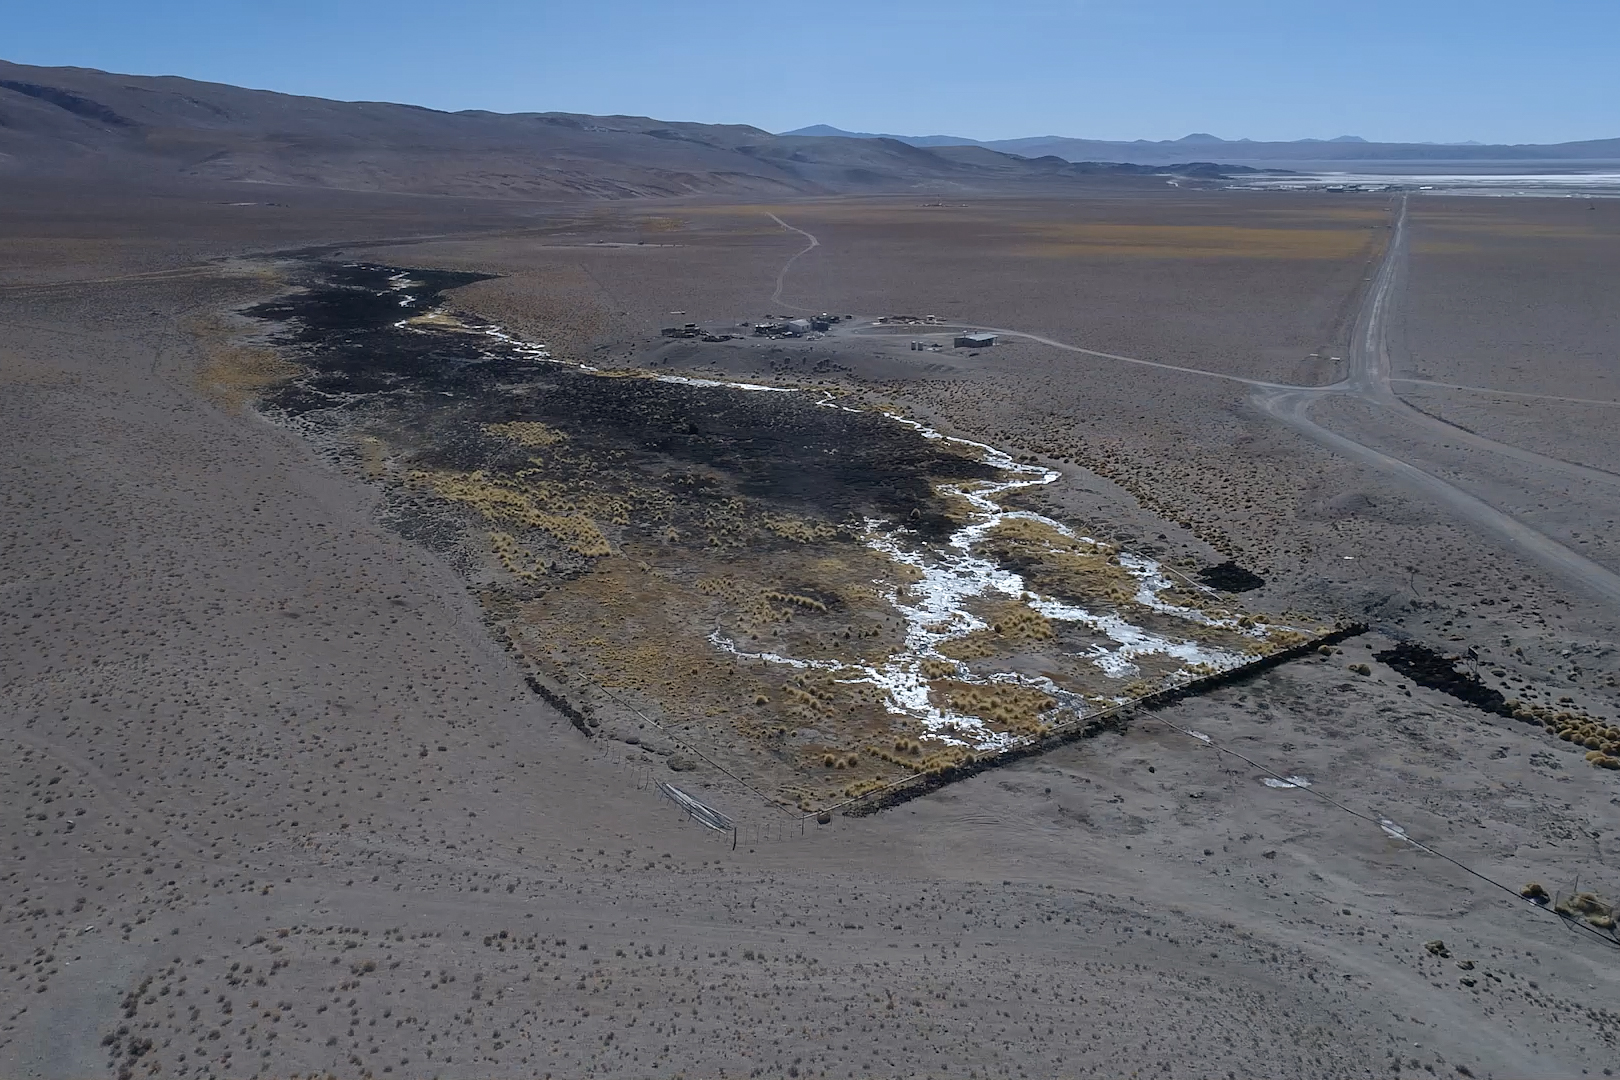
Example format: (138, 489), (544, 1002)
(780, 202), (1620, 607)
(1252, 199), (1620, 607)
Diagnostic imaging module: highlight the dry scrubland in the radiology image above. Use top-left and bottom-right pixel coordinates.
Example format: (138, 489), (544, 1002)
(3, 183), (1620, 1079)
(1392, 197), (1620, 469)
(382, 194), (1390, 575)
(241, 264), (1320, 812)
(415, 194), (1389, 386)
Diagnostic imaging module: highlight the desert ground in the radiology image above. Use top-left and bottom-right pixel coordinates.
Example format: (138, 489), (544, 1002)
(3, 179), (1619, 1080)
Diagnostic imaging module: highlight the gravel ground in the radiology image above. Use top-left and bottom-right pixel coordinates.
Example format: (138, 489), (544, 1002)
(3, 184), (1618, 1080)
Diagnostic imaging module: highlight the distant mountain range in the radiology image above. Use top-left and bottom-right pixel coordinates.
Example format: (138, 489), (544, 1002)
(13, 58), (1601, 204)
(781, 125), (1620, 164)
(0, 60), (1258, 200)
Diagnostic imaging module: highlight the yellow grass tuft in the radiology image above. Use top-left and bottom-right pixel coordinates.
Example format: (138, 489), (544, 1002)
(977, 518), (1145, 609)
(196, 345), (301, 413)
(489, 531), (549, 580)
(930, 679), (1055, 733)
(485, 421), (567, 448)
(938, 600), (1054, 660)
(763, 515), (839, 543)
(412, 469), (615, 557)
(762, 590), (828, 613)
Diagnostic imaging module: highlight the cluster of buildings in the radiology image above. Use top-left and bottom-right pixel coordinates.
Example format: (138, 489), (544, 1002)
(659, 312), (996, 350)
(751, 312), (848, 338)
(913, 332), (997, 350)
(659, 322), (736, 342)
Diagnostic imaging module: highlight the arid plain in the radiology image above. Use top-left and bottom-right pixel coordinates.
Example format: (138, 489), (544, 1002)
(4, 176), (1620, 1080)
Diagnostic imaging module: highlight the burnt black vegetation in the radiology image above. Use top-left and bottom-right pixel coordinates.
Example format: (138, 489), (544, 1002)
(249, 263), (1003, 545)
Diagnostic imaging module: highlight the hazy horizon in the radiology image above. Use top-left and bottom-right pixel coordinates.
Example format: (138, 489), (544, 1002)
(775, 123), (1617, 147)
(7, 0), (1618, 146)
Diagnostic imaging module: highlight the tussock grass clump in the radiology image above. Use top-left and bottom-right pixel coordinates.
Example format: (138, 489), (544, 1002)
(762, 590), (828, 613)
(485, 420), (566, 448)
(412, 469), (616, 556)
(921, 747), (977, 773)
(1531, 704), (1620, 767)
(1553, 890), (1617, 933)
(938, 601), (1054, 660)
(1121, 678), (1159, 699)
(864, 739), (929, 770)
(842, 777), (889, 798)
(780, 674), (842, 716)
(978, 518), (1143, 608)
(1265, 628), (1311, 649)
(763, 516), (839, 543)
(937, 635), (998, 661)
(489, 531), (548, 580)
(929, 679), (1056, 734)
(696, 575), (746, 599)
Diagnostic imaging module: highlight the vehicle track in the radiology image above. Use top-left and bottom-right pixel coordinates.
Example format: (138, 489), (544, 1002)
(1253, 199), (1620, 605)
(770, 205), (1620, 608)
(1330, 201), (1620, 487)
(766, 212), (819, 310)
(1391, 378), (1620, 410)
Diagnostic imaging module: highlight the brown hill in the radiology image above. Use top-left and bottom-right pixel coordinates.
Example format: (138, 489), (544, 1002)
(0, 59), (1211, 199)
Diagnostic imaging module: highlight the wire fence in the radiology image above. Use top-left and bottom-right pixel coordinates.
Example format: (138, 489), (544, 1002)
(584, 737), (816, 847)
(574, 630), (1620, 954)
(563, 622), (1369, 840)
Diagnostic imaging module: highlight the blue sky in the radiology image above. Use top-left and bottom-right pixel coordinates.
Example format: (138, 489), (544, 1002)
(6, 0), (1616, 143)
